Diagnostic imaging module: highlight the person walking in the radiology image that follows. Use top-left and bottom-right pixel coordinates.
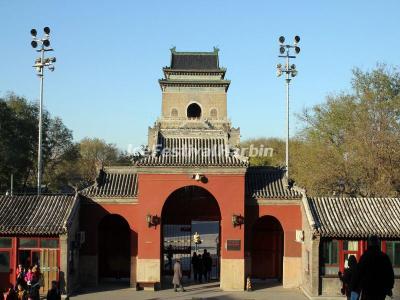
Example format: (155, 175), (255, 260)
(338, 255), (359, 300)
(191, 252), (199, 281)
(172, 259), (185, 292)
(353, 236), (394, 300)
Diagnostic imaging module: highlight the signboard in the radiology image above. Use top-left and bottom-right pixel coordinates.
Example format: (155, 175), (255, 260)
(226, 239), (241, 251)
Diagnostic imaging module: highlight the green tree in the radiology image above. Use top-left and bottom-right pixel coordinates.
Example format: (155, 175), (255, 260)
(0, 93), (78, 193)
(294, 65), (400, 197)
(77, 137), (121, 187)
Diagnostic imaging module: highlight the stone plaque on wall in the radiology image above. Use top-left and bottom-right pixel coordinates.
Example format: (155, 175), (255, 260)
(226, 239), (241, 251)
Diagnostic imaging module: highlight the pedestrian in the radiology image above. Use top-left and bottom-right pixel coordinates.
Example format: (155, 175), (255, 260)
(172, 258), (185, 292)
(204, 251), (212, 282)
(197, 254), (203, 283)
(191, 252), (199, 281)
(16, 284), (27, 300)
(46, 281), (61, 300)
(16, 265), (26, 289)
(202, 250), (209, 282)
(353, 236), (394, 300)
(27, 266), (40, 300)
(338, 255), (359, 300)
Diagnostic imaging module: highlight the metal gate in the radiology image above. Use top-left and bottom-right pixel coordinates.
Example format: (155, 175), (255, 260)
(162, 224), (192, 277)
(162, 221), (220, 280)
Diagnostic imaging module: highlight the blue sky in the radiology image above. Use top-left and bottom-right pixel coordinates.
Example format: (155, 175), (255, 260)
(1, 1), (399, 151)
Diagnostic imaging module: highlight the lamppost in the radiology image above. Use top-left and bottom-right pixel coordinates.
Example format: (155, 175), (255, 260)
(276, 35), (300, 180)
(30, 27), (56, 195)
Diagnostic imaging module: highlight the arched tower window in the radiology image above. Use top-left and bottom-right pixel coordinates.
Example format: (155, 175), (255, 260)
(187, 103), (201, 119)
(210, 108), (218, 119)
(171, 108), (178, 117)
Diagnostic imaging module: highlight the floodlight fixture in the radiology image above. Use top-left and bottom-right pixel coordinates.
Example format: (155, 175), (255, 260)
(30, 26), (56, 195)
(276, 35), (301, 180)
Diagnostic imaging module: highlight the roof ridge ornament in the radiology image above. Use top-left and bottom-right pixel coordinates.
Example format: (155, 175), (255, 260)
(170, 46), (176, 53)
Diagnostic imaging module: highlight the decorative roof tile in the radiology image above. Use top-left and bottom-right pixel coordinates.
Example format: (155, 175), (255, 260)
(307, 197), (400, 238)
(246, 167), (302, 199)
(0, 194), (78, 235)
(170, 50), (219, 70)
(81, 167), (138, 197)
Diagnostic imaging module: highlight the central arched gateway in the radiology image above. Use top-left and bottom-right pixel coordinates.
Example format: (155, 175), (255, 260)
(161, 186), (221, 283)
(251, 216), (284, 281)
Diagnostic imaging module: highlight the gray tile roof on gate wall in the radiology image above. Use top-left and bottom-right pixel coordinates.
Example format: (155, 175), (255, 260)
(81, 167), (138, 197)
(0, 194), (78, 235)
(307, 197), (400, 239)
(245, 167), (302, 199)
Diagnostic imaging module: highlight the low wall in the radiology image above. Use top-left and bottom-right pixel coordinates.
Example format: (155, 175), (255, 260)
(320, 276), (400, 297)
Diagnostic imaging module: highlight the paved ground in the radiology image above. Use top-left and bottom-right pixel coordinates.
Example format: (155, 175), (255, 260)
(69, 282), (309, 300)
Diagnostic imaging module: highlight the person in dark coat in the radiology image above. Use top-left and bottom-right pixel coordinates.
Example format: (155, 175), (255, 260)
(197, 254), (204, 283)
(46, 281), (61, 300)
(203, 250), (212, 282)
(191, 252), (199, 281)
(353, 236), (394, 300)
(339, 255), (359, 300)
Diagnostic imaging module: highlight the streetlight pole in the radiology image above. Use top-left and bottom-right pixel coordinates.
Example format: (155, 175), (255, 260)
(30, 27), (56, 195)
(277, 35), (300, 180)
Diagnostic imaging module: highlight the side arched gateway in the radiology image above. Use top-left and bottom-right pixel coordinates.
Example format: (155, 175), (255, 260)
(251, 216), (284, 280)
(161, 186), (221, 283)
(98, 214), (131, 283)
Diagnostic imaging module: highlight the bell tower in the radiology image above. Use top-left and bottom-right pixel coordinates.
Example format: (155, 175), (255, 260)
(160, 47), (230, 124)
(147, 48), (240, 151)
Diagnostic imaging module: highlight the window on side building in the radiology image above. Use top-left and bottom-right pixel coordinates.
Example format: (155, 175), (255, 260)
(343, 240), (359, 269)
(0, 237), (12, 248)
(19, 238), (38, 248)
(321, 239), (339, 275)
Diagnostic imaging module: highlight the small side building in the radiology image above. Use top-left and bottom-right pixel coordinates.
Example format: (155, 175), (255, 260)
(301, 196), (400, 298)
(0, 194), (80, 296)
